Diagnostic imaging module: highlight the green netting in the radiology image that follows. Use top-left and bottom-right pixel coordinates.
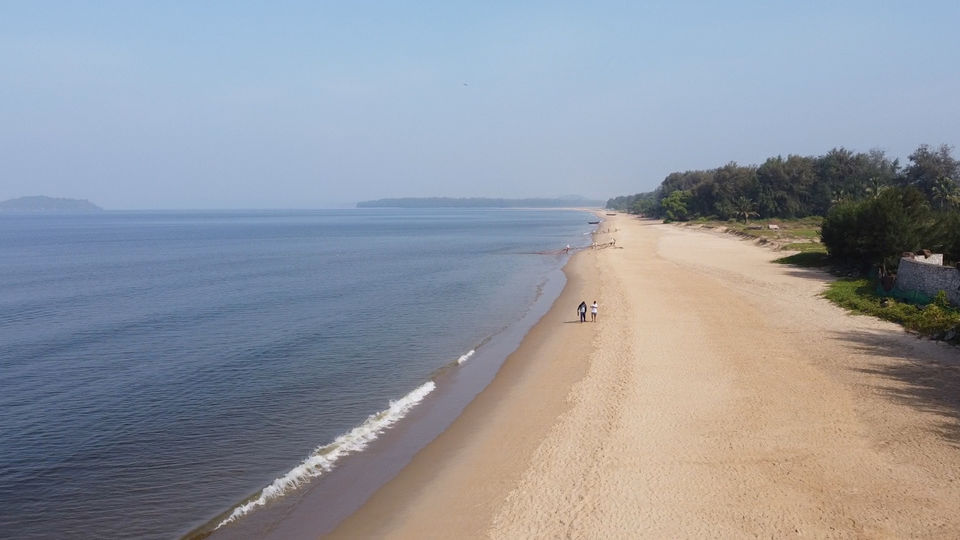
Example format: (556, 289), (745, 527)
(882, 286), (933, 304)
(873, 266), (935, 304)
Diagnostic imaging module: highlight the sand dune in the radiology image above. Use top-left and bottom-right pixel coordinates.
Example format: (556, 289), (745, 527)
(331, 214), (960, 538)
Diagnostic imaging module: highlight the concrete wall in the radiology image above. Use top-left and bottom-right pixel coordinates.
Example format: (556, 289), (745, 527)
(895, 257), (960, 305)
(910, 253), (944, 265)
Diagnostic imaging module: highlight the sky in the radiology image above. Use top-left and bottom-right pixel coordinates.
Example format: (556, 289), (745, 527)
(1, 1), (958, 209)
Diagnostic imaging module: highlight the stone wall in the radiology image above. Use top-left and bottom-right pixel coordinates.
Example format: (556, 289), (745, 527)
(895, 257), (960, 305)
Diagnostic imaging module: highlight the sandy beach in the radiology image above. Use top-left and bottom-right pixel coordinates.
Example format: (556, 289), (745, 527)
(331, 213), (960, 538)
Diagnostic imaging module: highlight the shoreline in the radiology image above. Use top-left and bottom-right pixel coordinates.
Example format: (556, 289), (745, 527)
(327, 213), (612, 538)
(191, 210), (601, 539)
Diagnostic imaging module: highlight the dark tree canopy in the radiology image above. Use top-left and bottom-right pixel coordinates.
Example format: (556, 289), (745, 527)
(606, 145), (955, 221)
(606, 144), (960, 266)
(820, 187), (934, 269)
(902, 144), (959, 199)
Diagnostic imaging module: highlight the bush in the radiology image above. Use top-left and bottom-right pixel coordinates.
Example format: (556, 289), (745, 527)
(820, 187), (933, 271)
(660, 190), (691, 222)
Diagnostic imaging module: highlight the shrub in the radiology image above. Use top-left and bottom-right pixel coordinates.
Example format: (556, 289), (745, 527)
(820, 187), (933, 271)
(660, 190), (691, 222)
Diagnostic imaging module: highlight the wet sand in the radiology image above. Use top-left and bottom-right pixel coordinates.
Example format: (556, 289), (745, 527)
(330, 214), (960, 538)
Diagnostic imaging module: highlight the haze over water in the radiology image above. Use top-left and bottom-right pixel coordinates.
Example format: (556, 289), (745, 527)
(0, 208), (591, 539)
(3, 3), (957, 208)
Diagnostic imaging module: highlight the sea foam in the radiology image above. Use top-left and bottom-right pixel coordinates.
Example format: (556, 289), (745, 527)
(216, 380), (436, 529)
(456, 349), (476, 365)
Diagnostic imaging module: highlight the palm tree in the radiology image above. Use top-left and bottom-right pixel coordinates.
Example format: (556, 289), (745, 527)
(864, 176), (887, 199)
(931, 176), (958, 210)
(734, 196), (758, 225)
(831, 188), (848, 205)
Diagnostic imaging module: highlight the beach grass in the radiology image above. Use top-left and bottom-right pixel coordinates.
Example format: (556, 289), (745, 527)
(684, 216), (822, 244)
(781, 242), (827, 253)
(824, 278), (960, 340)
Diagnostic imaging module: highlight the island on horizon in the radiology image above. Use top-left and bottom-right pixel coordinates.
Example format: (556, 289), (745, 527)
(356, 196), (604, 208)
(0, 196), (103, 213)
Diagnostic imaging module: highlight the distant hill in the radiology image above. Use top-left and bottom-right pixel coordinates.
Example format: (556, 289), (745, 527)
(0, 196), (103, 212)
(356, 196), (604, 208)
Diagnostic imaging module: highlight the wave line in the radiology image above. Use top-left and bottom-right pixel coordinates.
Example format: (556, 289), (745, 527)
(456, 349), (476, 365)
(216, 380), (436, 529)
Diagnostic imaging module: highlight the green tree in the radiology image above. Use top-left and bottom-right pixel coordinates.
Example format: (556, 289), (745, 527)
(818, 148), (855, 206)
(630, 195), (658, 216)
(821, 187), (934, 270)
(733, 196), (758, 224)
(864, 176), (887, 199)
(930, 176), (959, 210)
(903, 144), (960, 200)
(937, 211), (960, 264)
(660, 190), (691, 222)
(831, 187), (848, 205)
(756, 156), (788, 217)
(858, 149), (899, 198)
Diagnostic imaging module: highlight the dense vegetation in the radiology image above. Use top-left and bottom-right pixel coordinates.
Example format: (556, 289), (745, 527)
(821, 187), (960, 269)
(607, 144), (960, 266)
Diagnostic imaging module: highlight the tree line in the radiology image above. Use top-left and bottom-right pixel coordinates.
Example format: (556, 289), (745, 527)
(606, 144), (960, 266)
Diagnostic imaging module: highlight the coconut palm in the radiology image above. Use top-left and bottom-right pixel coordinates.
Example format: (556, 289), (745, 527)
(931, 176), (958, 210)
(864, 176), (887, 199)
(831, 188), (848, 205)
(733, 196), (758, 225)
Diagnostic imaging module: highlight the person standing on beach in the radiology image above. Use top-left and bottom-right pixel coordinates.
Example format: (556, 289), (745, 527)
(591, 301), (598, 322)
(578, 301), (587, 323)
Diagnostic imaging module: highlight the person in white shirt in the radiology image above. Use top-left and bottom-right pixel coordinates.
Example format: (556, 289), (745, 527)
(591, 301), (598, 322)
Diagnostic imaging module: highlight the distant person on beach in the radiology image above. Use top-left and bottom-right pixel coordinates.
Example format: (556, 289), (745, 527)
(591, 301), (598, 322)
(564, 244), (570, 254)
(578, 301), (587, 323)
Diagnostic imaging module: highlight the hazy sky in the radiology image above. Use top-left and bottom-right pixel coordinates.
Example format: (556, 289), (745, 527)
(2, 1), (958, 209)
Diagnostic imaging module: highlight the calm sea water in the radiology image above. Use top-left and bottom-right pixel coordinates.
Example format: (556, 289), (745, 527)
(0, 208), (590, 539)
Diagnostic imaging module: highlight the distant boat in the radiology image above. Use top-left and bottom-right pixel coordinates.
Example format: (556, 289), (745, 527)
(588, 220), (600, 224)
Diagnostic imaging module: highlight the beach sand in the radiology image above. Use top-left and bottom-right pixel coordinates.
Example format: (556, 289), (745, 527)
(330, 214), (960, 538)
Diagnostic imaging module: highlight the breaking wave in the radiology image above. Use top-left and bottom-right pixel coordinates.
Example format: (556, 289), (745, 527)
(216, 380), (436, 529)
(456, 349), (476, 365)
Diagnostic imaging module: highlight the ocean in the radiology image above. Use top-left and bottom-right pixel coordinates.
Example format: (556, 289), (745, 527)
(0, 208), (592, 539)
